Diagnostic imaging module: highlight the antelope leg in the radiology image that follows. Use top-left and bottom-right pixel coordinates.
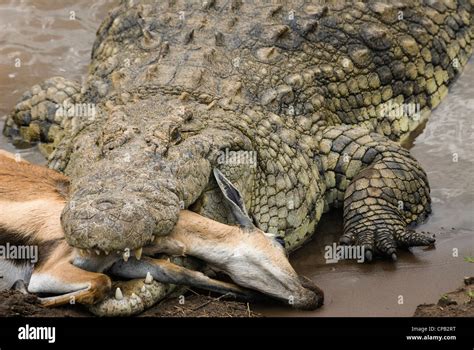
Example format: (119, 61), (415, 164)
(29, 260), (111, 307)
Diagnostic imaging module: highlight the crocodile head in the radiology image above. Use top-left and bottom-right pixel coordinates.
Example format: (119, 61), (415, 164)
(59, 98), (250, 255)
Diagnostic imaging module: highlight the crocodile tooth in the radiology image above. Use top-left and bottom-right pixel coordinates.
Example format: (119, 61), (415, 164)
(145, 272), (153, 284)
(131, 293), (138, 299)
(115, 287), (123, 300)
(141, 285), (146, 293)
(134, 248), (143, 260)
(95, 250), (101, 256)
(123, 250), (130, 262)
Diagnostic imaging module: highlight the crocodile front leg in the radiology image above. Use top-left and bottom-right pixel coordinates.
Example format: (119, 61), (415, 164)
(319, 125), (435, 261)
(2, 77), (81, 157)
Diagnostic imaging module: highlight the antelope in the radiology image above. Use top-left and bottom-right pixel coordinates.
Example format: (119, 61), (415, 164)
(0, 150), (323, 314)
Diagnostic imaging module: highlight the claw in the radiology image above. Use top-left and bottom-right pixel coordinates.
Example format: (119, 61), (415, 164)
(391, 253), (397, 261)
(423, 236), (436, 245)
(365, 250), (373, 262)
(386, 247), (396, 255)
(375, 229), (397, 257)
(396, 230), (436, 247)
(339, 236), (352, 245)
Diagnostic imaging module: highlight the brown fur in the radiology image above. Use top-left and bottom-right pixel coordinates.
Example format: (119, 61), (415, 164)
(0, 150), (69, 202)
(0, 152), (69, 245)
(0, 152), (65, 248)
(0, 151), (111, 306)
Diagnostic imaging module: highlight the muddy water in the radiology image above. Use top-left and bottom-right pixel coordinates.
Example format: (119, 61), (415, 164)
(0, 1), (473, 317)
(0, 0), (117, 163)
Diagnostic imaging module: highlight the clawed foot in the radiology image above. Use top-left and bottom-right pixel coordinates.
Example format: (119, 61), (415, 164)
(340, 228), (435, 262)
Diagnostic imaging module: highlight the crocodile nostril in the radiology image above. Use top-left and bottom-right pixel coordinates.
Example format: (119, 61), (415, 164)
(93, 199), (117, 211)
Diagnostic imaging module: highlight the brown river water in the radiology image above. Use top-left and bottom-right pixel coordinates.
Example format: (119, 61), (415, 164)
(0, 0), (472, 317)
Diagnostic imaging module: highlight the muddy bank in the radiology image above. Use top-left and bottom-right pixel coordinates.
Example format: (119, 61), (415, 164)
(0, 289), (87, 317)
(0, 290), (259, 317)
(414, 277), (474, 317)
(3, 276), (471, 317)
(139, 293), (259, 317)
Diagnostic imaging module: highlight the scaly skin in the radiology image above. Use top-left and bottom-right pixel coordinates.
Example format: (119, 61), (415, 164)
(2, 0), (472, 311)
(3, 77), (81, 155)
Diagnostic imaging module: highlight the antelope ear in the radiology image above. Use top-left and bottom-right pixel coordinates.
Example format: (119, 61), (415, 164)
(213, 168), (254, 229)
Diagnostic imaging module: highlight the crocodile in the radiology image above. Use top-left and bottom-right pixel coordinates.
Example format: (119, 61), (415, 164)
(2, 0), (472, 314)
(0, 149), (322, 315)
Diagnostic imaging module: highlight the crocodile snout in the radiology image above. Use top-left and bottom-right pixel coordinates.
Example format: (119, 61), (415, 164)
(61, 194), (157, 253)
(59, 157), (182, 253)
